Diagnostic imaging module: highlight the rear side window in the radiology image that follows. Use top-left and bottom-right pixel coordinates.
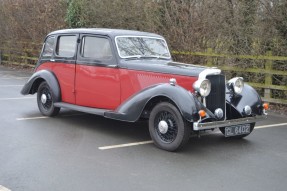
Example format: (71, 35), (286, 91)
(42, 36), (55, 57)
(56, 35), (77, 57)
(82, 36), (112, 60)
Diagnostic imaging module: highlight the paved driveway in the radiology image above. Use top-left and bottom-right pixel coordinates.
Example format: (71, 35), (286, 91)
(0, 65), (287, 191)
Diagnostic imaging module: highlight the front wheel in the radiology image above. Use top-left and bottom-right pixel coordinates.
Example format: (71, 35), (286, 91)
(37, 81), (60, 116)
(219, 123), (255, 138)
(149, 102), (191, 151)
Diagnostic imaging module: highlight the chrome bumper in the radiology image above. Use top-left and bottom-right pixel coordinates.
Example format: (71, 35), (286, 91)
(193, 115), (267, 131)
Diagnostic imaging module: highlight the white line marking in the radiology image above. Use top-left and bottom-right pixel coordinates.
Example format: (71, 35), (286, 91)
(0, 185), (12, 191)
(16, 113), (86, 121)
(99, 140), (153, 150)
(17, 116), (48, 120)
(0, 85), (23, 87)
(0, 71), (29, 73)
(0, 77), (30, 79)
(0, 97), (35, 101)
(98, 122), (287, 150)
(255, 122), (287, 129)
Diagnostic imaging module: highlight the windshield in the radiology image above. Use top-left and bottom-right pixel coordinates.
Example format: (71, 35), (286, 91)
(115, 36), (171, 59)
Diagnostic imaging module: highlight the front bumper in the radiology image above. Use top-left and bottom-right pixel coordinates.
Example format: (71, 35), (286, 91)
(193, 114), (267, 131)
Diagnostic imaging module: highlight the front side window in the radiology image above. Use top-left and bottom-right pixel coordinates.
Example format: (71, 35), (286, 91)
(56, 35), (77, 57)
(42, 36), (55, 57)
(115, 36), (171, 59)
(82, 36), (113, 60)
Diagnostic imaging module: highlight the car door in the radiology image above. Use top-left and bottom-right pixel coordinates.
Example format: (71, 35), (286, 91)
(50, 34), (78, 104)
(75, 34), (120, 110)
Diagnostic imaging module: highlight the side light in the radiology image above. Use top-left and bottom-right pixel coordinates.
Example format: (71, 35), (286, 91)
(214, 108), (224, 119)
(227, 77), (244, 95)
(169, 78), (176, 86)
(243, 105), (252, 115)
(193, 79), (211, 97)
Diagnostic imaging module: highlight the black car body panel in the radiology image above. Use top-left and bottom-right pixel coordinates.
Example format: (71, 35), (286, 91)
(21, 70), (61, 102)
(121, 60), (207, 77)
(105, 83), (203, 122)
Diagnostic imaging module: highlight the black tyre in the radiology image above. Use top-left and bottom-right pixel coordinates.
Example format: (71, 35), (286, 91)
(37, 81), (60, 116)
(149, 102), (191, 151)
(219, 123), (255, 138)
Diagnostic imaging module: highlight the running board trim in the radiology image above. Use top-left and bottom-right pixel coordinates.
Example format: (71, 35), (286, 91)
(54, 102), (110, 116)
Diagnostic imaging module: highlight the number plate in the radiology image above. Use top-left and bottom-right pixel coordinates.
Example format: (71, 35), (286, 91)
(224, 124), (251, 137)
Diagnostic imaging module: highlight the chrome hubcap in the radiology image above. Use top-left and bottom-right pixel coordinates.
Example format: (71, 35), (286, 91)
(158, 120), (168, 134)
(41, 94), (47, 104)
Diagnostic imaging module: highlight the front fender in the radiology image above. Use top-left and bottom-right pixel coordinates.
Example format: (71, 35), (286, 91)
(226, 83), (263, 116)
(105, 83), (201, 122)
(20, 70), (61, 102)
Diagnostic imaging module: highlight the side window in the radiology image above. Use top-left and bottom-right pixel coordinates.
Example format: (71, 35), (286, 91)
(56, 35), (77, 57)
(82, 36), (112, 60)
(42, 36), (55, 57)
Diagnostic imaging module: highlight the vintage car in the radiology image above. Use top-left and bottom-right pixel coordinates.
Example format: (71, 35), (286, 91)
(21, 28), (268, 151)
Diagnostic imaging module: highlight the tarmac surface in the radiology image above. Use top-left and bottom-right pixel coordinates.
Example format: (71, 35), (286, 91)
(0, 65), (287, 191)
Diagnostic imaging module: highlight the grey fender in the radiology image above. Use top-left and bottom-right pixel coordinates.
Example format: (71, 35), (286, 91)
(104, 83), (202, 122)
(20, 70), (61, 102)
(226, 83), (263, 117)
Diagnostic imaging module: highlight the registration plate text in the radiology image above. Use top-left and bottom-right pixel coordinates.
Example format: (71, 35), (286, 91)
(224, 124), (251, 137)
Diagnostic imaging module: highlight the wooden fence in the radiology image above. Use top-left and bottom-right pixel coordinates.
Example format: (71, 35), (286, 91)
(0, 41), (41, 67)
(173, 49), (287, 104)
(0, 42), (286, 104)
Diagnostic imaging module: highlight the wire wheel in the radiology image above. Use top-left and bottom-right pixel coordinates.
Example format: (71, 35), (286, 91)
(37, 82), (60, 116)
(154, 111), (178, 143)
(40, 87), (53, 110)
(149, 102), (191, 151)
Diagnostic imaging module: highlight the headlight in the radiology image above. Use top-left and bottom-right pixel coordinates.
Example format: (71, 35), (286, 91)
(228, 77), (244, 94)
(193, 79), (211, 97)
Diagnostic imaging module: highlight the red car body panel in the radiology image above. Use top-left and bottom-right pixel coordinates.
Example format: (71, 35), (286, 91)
(37, 62), (76, 104)
(37, 62), (198, 110)
(120, 69), (197, 104)
(75, 65), (121, 109)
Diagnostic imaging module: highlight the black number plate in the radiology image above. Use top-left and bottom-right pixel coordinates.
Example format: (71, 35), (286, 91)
(224, 124), (251, 137)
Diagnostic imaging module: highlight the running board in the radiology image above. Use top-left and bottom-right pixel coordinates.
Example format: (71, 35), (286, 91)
(54, 102), (110, 116)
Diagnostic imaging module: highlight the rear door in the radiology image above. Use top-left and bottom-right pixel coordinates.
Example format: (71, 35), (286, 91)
(51, 34), (78, 104)
(75, 34), (120, 110)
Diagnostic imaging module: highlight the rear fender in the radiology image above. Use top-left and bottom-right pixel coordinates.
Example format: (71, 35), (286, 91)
(20, 70), (61, 102)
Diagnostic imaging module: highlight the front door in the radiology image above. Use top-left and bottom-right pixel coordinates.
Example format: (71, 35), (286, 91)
(75, 35), (120, 110)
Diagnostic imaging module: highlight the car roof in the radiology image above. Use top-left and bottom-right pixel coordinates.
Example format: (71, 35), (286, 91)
(48, 28), (164, 39)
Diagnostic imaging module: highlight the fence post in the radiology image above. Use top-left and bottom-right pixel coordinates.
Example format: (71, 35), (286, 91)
(264, 51), (273, 99)
(24, 49), (28, 65)
(0, 50), (2, 65)
(206, 48), (213, 66)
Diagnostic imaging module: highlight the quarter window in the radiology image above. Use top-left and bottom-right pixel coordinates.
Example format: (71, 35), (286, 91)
(82, 36), (112, 60)
(56, 36), (77, 57)
(42, 36), (55, 57)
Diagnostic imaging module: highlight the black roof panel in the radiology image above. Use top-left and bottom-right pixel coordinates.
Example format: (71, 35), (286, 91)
(48, 28), (163, 38)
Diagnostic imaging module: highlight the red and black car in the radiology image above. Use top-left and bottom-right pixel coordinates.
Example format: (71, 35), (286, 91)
(21, 28), (268, 151)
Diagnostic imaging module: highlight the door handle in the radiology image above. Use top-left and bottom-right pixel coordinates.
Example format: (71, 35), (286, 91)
(107, 64), (117, 68)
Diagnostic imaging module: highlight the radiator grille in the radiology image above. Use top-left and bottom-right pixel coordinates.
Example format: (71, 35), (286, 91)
(206, 74), (226, 121)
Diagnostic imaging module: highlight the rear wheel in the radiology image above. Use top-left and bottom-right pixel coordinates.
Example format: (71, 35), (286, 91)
(149, 102), (191, 151)
(219, 123), (255, 138)
(37, 81), (60, 116)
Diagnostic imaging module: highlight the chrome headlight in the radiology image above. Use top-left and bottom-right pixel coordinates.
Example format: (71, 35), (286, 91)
(228, 77), (244, 94)
(193, 79), (211, 97)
